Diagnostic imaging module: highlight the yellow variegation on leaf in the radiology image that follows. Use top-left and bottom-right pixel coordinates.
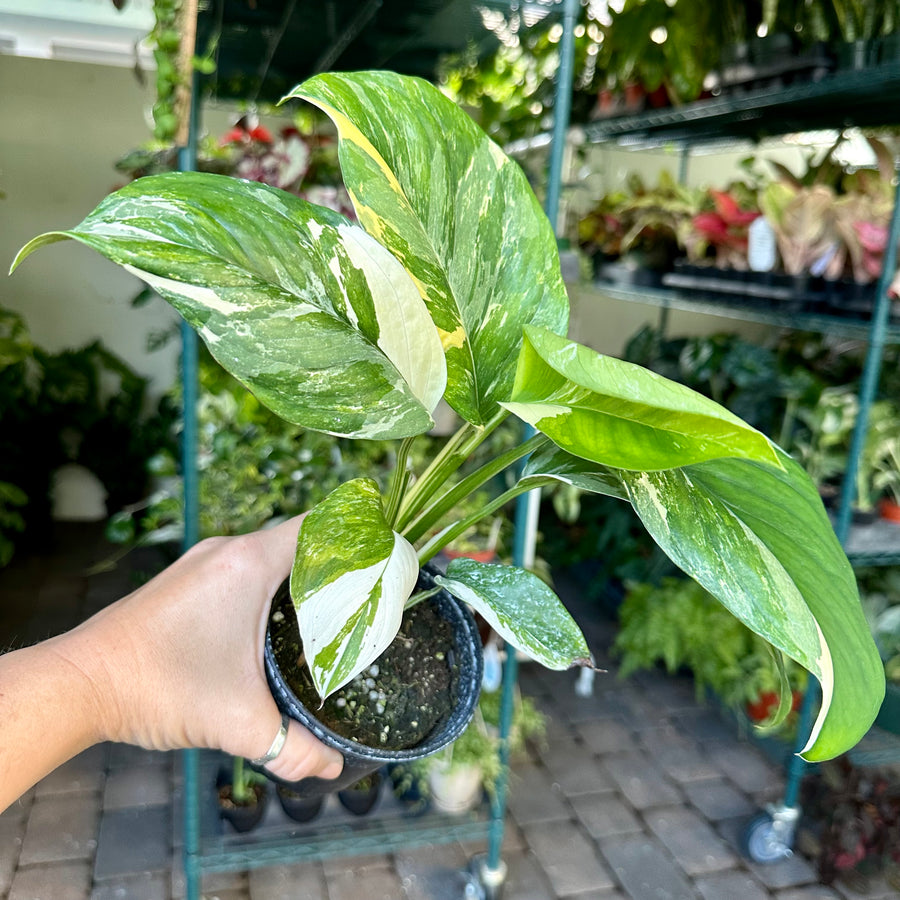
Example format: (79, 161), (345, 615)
(10, 69), (884, 760)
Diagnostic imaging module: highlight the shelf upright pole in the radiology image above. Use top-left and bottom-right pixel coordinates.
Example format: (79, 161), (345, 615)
(172, 3), (201, 897)
(834, 173), (900, 544)
(485, 0), (580, 880)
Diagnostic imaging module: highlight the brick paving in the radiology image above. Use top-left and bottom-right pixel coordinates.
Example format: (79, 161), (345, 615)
(0, 524), (894, 899)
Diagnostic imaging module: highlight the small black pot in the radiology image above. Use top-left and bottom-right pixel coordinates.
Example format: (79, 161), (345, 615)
(852, 507), (879, 526)
(275, 783), (325, 823)
(261, 565), (483, 799)
(216, 771), (269, 833)
(337, 770), (383, 816)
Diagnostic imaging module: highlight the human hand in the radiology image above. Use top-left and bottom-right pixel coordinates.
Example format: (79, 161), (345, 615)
(59, 516), (343, 783)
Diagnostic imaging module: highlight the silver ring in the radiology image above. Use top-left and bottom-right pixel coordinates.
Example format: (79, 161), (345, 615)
(250, 712), (290, 767)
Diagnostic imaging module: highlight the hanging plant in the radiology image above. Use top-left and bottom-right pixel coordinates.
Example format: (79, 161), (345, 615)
(147, 0), (214, 144)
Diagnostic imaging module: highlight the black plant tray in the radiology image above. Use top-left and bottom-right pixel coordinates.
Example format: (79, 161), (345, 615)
(662, 266), (888, 322)
(181, 749), (492, 870)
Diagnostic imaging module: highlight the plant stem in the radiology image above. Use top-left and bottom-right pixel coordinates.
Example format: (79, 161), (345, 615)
(416, 476), (555, 567)
(402, 432), (549, 544)
(403, 585), (442, 610)
(384, 436), (415, 527)
(232, 756), (249, 805)
(396, 409), (509, 530)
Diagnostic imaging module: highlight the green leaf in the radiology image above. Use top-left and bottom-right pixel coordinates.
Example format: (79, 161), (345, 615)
(287, 71), (569, 426)
(620, 451), (884, 761)
(12, 172), (446, 441)
(435, 559), (591, 670)
(290, 478), (418, 700)
(504, 327), (782, 471)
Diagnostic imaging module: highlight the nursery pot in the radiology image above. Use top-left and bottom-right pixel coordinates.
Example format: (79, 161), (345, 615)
(879, 498), (900, 524)
(337, 770), (383, 816)
(261, 564), (483, 799)
(428, 761), (483, 815)
(275, 783), (324, 823)
(216, 769), (269, 833)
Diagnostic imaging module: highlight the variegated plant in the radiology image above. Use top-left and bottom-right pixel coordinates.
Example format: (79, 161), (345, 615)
(11, 71), (883, 761)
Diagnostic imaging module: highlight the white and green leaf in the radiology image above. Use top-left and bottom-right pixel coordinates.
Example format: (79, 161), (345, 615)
(620, 451), (884, 761)
(12, 172), (446, 440)
(520, 441), (883, 760)
(435, 559), (591, 670)
(290, 478), (418, 700)
(287, 71), (569, 426)
(503, 327), (782, 471)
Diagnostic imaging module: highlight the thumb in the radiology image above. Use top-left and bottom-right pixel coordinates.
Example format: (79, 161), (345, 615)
(249, 707), (343, 783)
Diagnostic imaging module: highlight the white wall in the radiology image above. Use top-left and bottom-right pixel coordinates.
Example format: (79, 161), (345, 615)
(0, 54), (180, 395)
(0, 53), (297, 400)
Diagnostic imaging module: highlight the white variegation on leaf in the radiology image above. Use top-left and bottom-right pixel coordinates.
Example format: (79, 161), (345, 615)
(11, 173), (446, 441)
(290, 478), (418, 700)
(287, 71), (569, 426)
(504, 327), (782, 472)
(620, 452), (884, 761)
(10, 69), (885, 764)
(435, 559), (592, 670)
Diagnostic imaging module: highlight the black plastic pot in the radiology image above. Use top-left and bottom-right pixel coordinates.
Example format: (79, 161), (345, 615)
(275, 783), (325, 823)
(337, 770), (383, 816)
(216, 770), (269, 833)
(261, 564), (483, 799)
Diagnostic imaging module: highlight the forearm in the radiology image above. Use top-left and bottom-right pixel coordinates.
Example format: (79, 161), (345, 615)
(0, 634), (108, 813)
(0, 523), (342, 813)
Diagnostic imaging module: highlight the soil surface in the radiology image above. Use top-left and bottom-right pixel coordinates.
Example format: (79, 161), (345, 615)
(270, 587), (457, 750)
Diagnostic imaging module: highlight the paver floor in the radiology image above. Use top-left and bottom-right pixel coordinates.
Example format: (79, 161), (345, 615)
(0, 524), (893, 899)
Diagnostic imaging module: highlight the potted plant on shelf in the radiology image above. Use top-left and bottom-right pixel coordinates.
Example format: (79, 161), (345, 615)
(613, 576), (807, 727)
(216, 756), (269, 833)
(791, 386), (858, 507)
(852, 400), (900, 523)
(11, 70), (884, 791)
(863, 570), (900, 735)
(426, 688), (545, 815)
(336, 770), (383, 816)
(873, 428), (900, 523)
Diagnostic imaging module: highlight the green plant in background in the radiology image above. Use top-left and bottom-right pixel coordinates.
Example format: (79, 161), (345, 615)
(766, 0), (900, 44)
(791, 387), (859, 493)
(13, 70), (884, 760)
(107, 346), (521, 563)
(0, 482), (27, 569)
(860, 568), (900, 684)
(595, 0), (742, 104)
(0, 305), (172, 565)
(147, 0), (216, 143)
(428, 687), (546, 800)
(614, 577), (807, 717)
(854, 400), (900, 514)
(440, 5), (606, 145)
(224, 755), (267, 808)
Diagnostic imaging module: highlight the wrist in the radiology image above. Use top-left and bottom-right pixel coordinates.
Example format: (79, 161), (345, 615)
(50, 611), (131, 747)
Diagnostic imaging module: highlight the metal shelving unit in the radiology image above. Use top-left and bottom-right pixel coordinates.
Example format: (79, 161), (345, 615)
(582, 55), (900, 861)
(177, 3), (583, 898)
(182, 750), (492, 874)
(589, 282), (900, 342)
(584, 59), (900, 145)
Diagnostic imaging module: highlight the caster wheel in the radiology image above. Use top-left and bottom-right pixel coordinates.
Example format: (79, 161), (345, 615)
(463, 854), (507, 900)
(741, 812), (794, 863)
